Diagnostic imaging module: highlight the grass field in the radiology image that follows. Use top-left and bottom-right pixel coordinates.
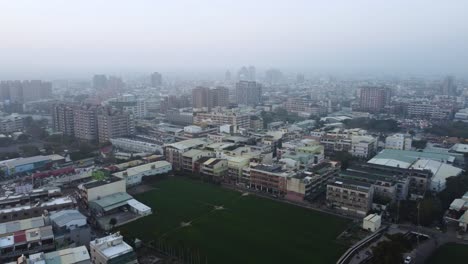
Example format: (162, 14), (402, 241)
(119, 177), (351, 264)
(426, 243), (468, 264)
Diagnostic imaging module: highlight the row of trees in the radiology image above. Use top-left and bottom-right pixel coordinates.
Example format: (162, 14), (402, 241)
(343, 118), (400, 133)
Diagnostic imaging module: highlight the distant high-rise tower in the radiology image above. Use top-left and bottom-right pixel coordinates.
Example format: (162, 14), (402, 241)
(236, 81), (262, 105)
(93, 75), (108, 90)
(359, 86), (392, 112)
(225, 70), (232, 82)
(212, 86), (229, 107)
(151, 72), (162, 87)
(192, 86), (230, 109)
(441, 76), (457, 96)
(248, 66), (256, 81)
(296, 74), (305, 84)
(192, 86), (211, 109)
(265, 69), (283, 84)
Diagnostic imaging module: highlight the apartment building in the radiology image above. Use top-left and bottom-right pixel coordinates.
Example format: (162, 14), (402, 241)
(235, 81), (262, 105)
(0, 225), (54, 261)
(0, 114), (24, 133)
(350, 135), (377, 159)
(182, 149), (215, 173)
(194, 111), (250, 129)
(89, 233), (137, 264)
(385, 133), (412, 150)
(285, 162), (338, 202)
(73, 104), (99, 141)
(97, 107), (134, 143)
(164, 138), (208, 171)
(52, 103), (75, 136)
(327, 178), (374, 216)
(200, 158), (228, 181)
(359, 86), (391, 112)
(407, 103), (453, 120)
(113, 161), (172, 186)
(249, 164), (296, 195)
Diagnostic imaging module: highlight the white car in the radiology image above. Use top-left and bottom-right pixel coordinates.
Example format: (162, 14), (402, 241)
(404, 256), (412, 264)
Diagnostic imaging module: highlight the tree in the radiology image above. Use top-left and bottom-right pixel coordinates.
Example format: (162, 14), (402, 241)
(109, 218), (117, 229)
(19, 145), (41, 157)
(438, 174), (468, 210)
(92, 170), (108, 181)
(371, 234), (412, 264)
(412, 140), (427, 149)
(343, 118), (400, 133)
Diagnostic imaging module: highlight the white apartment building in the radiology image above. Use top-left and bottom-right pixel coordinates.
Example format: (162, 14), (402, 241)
(350, 135), (377, 159)
(0, 114), (24, 133)
(385, 133), (412, 150)
(113, 161), (172, 186)
(110, 137), (163, 153)
(90, 233), (137, 264)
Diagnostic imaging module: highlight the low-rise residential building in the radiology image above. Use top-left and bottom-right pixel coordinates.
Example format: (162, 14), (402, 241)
(385, 133), (412, 150)
(113, 161), (172, 186)
(89, 232), (138, 264)
(27, 245), (91, 264)
(285, 162), (339, 202)
(407, 103), (453, 120)
(79, 176), (126, 203)
(110, 138), (163, 154)
(200, 158), (228, 181)
(363, 214), (382, 232)
(89, 192), (151, 230)
(164, 138), (208, 171)
(0, 114), (24, 133)
(249, 164), (296, 196)
(327, 178), (374, 216)
(0, 225), (55, 261)
(0, 196), (75, 223)
(350, 135), (377, 158)
(194, 111), (250, 128)
(49, 209), (91, 248)
(182, 149), (215, 173)
(368, 149), (463, 193)
(340, 164), (410, 201)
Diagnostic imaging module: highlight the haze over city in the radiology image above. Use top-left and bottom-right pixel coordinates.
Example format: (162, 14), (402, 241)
(1, 0), (468, 79)
(2, 1), (468, 264)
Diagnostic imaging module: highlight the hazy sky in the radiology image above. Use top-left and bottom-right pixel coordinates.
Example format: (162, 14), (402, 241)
(1, 0), (468, 79)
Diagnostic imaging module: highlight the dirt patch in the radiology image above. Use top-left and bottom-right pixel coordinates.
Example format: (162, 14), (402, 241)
(128, 184), (156, 195)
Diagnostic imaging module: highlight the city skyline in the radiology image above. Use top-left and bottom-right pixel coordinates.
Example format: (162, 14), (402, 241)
(1, 0), (468, 79)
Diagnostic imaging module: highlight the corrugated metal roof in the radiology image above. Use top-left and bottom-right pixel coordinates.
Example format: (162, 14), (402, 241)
(49, 210), (86, 228)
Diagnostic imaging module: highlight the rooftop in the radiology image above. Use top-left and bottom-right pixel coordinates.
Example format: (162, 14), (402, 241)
(49, 210), (86, 228)
(329, 177), (372, 189)
(30, 245), (90, 264)
(113, 161), (171, 178)
(0, 217), (45, 235)
(90, 233), (134, 259)
(83, 175), (123, 189)
(368, 149), (456, 169)
(166, 138), (206, 150)
(89, 192), (133, 212)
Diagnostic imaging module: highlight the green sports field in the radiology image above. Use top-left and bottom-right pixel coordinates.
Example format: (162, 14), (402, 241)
(426, 243), (468, 264)
(119, 177), (351, 264)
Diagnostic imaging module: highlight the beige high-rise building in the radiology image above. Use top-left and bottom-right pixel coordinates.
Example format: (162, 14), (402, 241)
(359, 86), (391, 112)
(53, 103), (75, 136)
(192, 86), (229, 109)
(73, 104), (99, 141)
(97, 107), (135, 143)
(235, 81), (262, 105)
